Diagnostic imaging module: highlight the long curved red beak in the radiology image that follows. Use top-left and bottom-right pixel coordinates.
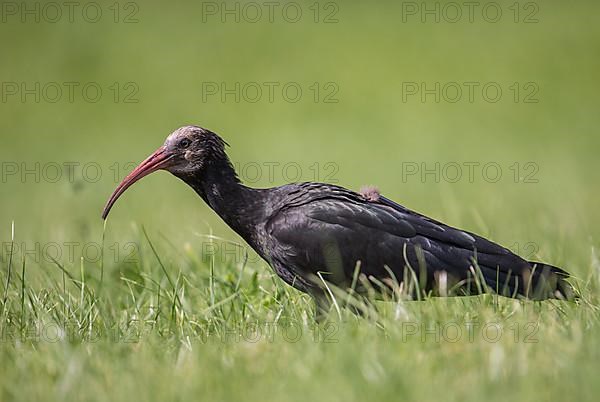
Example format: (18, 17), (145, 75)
(102, 147), (173, 220)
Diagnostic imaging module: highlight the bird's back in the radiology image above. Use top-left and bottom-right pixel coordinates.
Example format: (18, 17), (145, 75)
(261, 182), (574, 300)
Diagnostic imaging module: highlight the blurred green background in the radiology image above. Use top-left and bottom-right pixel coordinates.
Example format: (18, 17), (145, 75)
(1, 0), (599, 264)
(1, 1), (600, 401)
(1, 0), (599, 269)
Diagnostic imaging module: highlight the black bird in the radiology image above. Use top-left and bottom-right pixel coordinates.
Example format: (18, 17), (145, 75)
(102, 126), (574, 317)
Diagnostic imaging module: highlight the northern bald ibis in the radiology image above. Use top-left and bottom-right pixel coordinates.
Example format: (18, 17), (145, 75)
(102, 126), (575, 318)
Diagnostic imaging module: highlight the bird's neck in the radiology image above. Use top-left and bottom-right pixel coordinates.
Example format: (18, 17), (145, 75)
(177, 159), (265, 243)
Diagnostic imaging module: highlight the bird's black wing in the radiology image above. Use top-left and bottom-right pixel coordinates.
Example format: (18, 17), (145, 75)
(264, 183), (571, 299)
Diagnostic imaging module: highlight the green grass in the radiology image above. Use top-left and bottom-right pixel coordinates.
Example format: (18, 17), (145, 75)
(1, 0), (600, 401)
(1, 224), (599, 402)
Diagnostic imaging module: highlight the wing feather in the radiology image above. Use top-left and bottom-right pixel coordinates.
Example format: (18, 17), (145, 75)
(264, 183), (569, 298)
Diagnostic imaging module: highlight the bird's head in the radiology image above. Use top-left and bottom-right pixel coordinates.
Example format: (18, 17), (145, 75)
(101, 125), (228, 219)
(162, 125), (229, 175)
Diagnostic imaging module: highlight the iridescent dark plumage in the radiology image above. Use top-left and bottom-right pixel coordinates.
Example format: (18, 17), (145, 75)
(103, 126), (575, 318)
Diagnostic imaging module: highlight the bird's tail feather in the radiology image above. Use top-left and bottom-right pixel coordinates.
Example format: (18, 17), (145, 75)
(526, 261), (576, 300)
(467, 261), (575, 300)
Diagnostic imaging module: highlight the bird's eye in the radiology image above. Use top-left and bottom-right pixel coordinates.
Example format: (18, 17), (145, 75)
(178, 138), (192, 149)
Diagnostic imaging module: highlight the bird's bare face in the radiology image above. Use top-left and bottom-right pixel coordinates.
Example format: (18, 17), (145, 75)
(102, 125), (220, 219)
(162, 126), (209, 175)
